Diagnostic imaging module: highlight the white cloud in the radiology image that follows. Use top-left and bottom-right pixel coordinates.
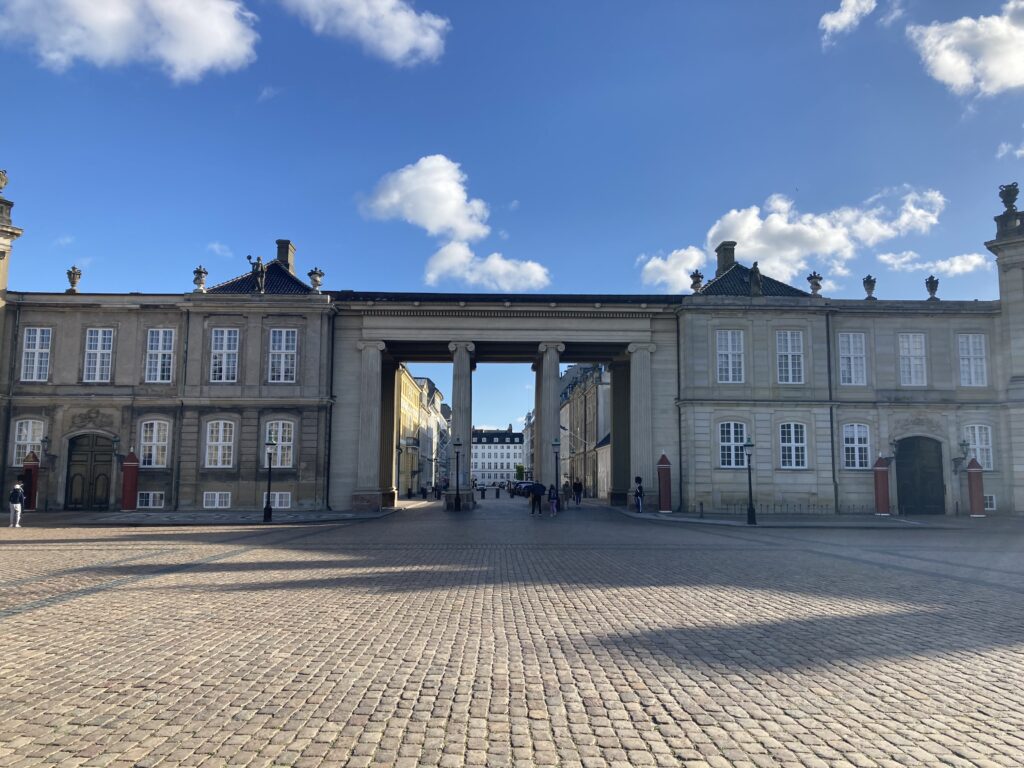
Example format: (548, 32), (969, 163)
(207, 241), (233, 258)
(820, 0), (877, 44)
(997, 140), (1024, 158)
(879, 0), (904, 27)
(424, 241), (550, 291)
(907, 1), (1024, 96)
(877, 250), (991, 275)
(0, 0), (260, 82)
(641, 187), (946, 292)
(279, 0), (449, 66)
(257, 85), (280, 102)
(53, 234), (74, 247)
(365, 154), (490, 242)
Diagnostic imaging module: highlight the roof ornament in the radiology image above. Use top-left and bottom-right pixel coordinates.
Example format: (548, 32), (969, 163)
(193, 265), (208, 293)
(749, 261), (763, 297)
(0, 169), (7, 195)
(246, 254), (267, 294)
(66, 265), (82, 294)
(925, 274), (939, 301)
(862, 274), (877, 300)
(689, 269), (703, 292)
(308, 266), (325, 294)
(1000, 182), (1018, 213)
(806, 271), (823, 297)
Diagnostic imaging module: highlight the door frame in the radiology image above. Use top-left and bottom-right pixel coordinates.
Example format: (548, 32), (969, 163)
(61, 430), (118, 511)
(891, 433), (950, 515)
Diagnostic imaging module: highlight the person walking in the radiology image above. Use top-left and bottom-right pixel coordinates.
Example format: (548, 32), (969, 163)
(547, 484), (559, 517)
(572, 478), (583, 506)
(634, 476), (644, 514)
(9, 481), (25, 527)
(530, 484), (543, 516)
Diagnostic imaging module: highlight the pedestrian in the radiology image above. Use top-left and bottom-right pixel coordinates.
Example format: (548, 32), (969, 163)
(572, 478), (583, 505)
(9, 481), (25, 528)
(530, 484), (542, 515)
(548, 484), (558, 517)
(634, 475), (644, 514)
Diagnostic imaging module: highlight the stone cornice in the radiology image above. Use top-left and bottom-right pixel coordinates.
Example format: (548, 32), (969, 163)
(344, 308), (665, 320)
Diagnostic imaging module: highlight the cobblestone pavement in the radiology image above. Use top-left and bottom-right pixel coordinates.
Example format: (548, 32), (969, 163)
(2, 499), (1023, 767)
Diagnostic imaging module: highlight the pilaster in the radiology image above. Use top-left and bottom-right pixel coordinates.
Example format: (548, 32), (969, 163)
(538, 342), (564, 488)
(628, 342), (656, 496)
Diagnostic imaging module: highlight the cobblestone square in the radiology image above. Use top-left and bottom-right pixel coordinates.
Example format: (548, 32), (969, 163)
(2, 501), (1023, 767)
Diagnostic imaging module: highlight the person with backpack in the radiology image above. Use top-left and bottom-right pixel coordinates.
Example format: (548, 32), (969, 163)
(572, 478), (583, 505)
(9, 481), (25, 527)
(547, 484), (559, 517)
(634, 476), (644, 514)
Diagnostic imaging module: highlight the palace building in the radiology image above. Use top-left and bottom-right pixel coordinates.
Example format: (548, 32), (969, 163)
(1, 172), (1022, 516)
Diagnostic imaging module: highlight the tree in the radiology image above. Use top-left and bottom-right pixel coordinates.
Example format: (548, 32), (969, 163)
(515, 464), (525, 480)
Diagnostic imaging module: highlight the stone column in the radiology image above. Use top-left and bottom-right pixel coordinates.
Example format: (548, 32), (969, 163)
(449, 342), (475, 492)
(609, 360), (631, 505)
(532, 361), (543, 480)
(379, 358), (399, 506)
(628, 343), (656, 495)
(538, 342), (565, 488)
(354, 341), (385, 509)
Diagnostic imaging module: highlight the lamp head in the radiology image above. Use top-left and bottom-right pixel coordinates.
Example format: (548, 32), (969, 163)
(265, 438), (277, 449)
(742, 437), (754, 457)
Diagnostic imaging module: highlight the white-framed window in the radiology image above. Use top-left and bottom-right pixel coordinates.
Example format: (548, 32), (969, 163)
(719, 422), (747, 468)
(268, 328), (297, 383)
(137, 491), (165, 509)
(145, 329), (175, 383)
(83, 328), (114, 382)
(21, 327), (52, 382)
(716, 330), (744, 383)
(265, 420), (294, 468)
(776, 330), (804, 384)
(12, 418), (44, 466)
(963, 425), (993, 470)
(210, 328), (239, 383)
(958, 334), (987, 387)
(203, 492), (231, 509)
(139, 420), (170, 468)
(838, 332), (866, 386)
(842, 423), (870, 469)
(263, 491), (291, 508)
(898, 333), (927, 386)
(205, 420), (235, 468)
(779, 423), (807, 469)
(983, 494), (996, 512)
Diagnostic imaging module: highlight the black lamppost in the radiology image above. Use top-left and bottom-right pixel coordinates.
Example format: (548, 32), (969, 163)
(263, 437), (276, 523)
(552, 438), (560, 489)
(743, 436), (756, 526)
(453, 437), (462, 511)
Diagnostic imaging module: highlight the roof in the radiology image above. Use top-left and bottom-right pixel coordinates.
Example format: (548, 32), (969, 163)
(331, 290), (681, 305)
(699, 263), (809, 298)
(207, 260), (314, 295)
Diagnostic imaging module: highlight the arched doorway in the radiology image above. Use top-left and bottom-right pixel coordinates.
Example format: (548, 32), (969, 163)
(895, 436), (945, 515)
(65, 434), (113, 511)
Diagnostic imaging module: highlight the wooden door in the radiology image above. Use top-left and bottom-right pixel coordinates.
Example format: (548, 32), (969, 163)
(895, 437), (945, 515)
(65, 435), (113, 511)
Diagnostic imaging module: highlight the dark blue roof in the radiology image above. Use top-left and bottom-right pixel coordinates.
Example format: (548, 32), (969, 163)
(208, 261), (314, 295)
(699, 263), (809, 298)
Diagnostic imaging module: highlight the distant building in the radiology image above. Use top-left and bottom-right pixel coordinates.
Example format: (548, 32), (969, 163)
(470, 426), (524, 485)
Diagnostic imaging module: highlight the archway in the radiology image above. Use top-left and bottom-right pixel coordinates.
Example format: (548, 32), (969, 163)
(65, 434), (113, 511)
(895, 436), (945, 515)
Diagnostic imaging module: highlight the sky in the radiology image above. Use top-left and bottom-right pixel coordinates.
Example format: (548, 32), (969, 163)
(2, 0), (1024, 428)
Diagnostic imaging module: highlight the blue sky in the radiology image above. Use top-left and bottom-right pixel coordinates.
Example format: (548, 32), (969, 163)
(3, 0), (1024, 428)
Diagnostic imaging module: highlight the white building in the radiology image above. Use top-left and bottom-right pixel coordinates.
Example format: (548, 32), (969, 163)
(471, 426), (525, 485)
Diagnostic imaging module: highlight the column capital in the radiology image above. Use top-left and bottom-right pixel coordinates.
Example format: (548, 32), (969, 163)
(627, 342), (656, 355)
(357, 340), (386, 352)
(448, 341), (476, 354)
(538, 342), (566, 354)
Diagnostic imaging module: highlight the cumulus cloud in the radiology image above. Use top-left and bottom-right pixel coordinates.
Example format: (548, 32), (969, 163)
(207, 241), (234, 258)
(53, 234), (75, 247)
(877, 250), (991, 275)
(0, 0), (260, 82)
(279, 0), (449, 66)
(820, 0), (877, 43)
(367, 154), (551, 291)
(641, 187), (947, 292)
(257, 85), (280, 102)
(907, 1), (1024, 96)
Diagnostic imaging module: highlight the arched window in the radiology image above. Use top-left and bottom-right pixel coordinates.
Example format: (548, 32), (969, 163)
(842, 424), (870, 469)
(719, 422), (747, 468)
(205, 420), (234, 468)
(266, 420), (294, 468)
(964, 425), (993, 470)
(779, 423), (807, 469)
(139, 420), (170, 468)
(13, 419), (43, 466)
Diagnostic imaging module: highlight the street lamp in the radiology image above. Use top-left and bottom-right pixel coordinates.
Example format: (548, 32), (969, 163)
(453, 437), (462, 511)
(552, 438), (560, 489)
(264, 437), (276, 523)
(743, 437), (756, 526)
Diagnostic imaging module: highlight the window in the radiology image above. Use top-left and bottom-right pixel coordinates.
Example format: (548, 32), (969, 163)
(265, 420), (294, 468)
(838, 332), (866, 386)
(963, 425), (993, 470)
(210, 328), (239, 383)
(776, 330), (804, 384)
(145, 329), (175, 383)
(13, 419), (43, 466)
(842, 424), (870, 469)
(137, 491), (165, 509)
(898, 333), (927, 386)
(83, 328), (114, 382)
(205, 420), (235, 468)
(203, 492), (231, 509)
(779, 423), (807, 469)
(719, 422), (747, 468)
(716, 330), (744, 383)
(140, 420), (170, 468)
(268, 328), (297, 383)
(984, 495), (996, 512)
(263, 491), (291, 508)
(21, 328), (51, 382)
(958, 334), (987, 387)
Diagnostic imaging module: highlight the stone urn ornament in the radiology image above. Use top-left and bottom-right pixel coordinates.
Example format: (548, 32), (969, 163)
(308, 266), (325, 293)
(193, 265), (208, 293)
(689, 269), (704, 292)
(862, 274), (877, 300)
(0, 169), (8, 195)
(925, 274), (939, 301)
(1000, 182), (1019, 213)
(66, 265), (82, 294)
(807, 271), (823, 297)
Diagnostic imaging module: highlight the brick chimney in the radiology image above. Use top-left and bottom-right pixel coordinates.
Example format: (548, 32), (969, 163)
(715, 241), (736, 277)
(275, 239), (296, 274)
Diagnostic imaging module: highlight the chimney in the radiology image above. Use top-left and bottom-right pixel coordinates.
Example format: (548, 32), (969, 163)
(275, 239), (296, 274)
(715, 241), (736, 277)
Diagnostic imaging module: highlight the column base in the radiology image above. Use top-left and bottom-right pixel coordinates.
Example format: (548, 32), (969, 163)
(444, 490), (476, 510)
(609, 490), (629, 506)
(352, 490), (391, 512)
